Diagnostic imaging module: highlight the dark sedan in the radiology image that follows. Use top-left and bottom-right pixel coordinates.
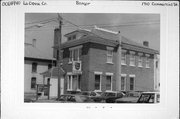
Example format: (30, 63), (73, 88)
(56, 94), (93, 103)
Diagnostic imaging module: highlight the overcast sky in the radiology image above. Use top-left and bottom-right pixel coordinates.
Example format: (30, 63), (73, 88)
(25, 13), (160, 57)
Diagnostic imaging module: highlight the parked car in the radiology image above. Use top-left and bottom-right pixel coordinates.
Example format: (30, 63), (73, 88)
(24, 93), (36, 103)
(116, 91), (160, 103)
(56, 94), (93, 103)
(93, 91), (125, 103)
(137, 92), (160, 103)
(80, 91), (101, 99)
(115, 91), (141, 103)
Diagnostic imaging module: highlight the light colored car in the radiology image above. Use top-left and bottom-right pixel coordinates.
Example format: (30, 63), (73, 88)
(137, 92), (160, 103)
(116, 91), (160, 103)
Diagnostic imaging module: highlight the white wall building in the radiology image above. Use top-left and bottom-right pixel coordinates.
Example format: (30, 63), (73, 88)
(24, 40), (56, 97)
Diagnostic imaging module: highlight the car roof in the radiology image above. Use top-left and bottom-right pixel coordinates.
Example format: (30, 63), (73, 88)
(141, 92), (160, 94)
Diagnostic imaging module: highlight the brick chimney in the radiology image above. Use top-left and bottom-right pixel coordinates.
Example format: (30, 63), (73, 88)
(53, 28), (61, 58)
(32, 39), (36, 47)
(143, 41), (149, 47)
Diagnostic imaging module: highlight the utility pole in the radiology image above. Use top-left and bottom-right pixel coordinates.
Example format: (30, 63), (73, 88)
(57, 13), (63, 99)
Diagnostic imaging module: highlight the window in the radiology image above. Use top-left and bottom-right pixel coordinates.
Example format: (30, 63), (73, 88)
(146, 57), (150, 68)
(95, 74), (101, 91)
(106, 75), (112, 91)
(31, 77), (36, 89)
(69, 46), (82, 62)
(56, 50), (59, 60)
(121, 52), (126, 65)
(130, 54), (135, 66)
(138, 56), (143, 67)
(67, 74), (81, 91)
(121, 76), (126, 91)
(72, 35), (76, 40)
(77, 75), (81, 90)
(68, 37), (71, 41)
(32, 62), (37, 73)
(67, 75), (72, 90)
(48, 64), (52, 69)
(107, 50), (113, 63)
(130, 77), (135, 91)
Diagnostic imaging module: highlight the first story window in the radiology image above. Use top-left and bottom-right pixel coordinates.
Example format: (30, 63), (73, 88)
(95, 74), (101, 91)
(121, 76), (126, 91)
(67, 74), (81, 91)
(106, 75), (112, 91)
(130, 77), (135, 91)
(31, 77), (36, 89)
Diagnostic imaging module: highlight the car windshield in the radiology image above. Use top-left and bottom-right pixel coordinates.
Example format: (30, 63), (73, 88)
(138, 94), (151, 103)
(59, 95), (67, 101)
(81, 92), (89, 96)
(156, 94), (160, 103)
(102, 92), (116, 97)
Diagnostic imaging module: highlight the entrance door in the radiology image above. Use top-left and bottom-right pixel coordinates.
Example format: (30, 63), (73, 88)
(60, 78), (64, 95)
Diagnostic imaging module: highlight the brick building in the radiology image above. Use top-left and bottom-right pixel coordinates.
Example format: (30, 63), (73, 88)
(53, 26), (159, 94)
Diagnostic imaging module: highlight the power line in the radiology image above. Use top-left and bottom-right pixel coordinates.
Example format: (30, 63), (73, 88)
(25, 17), (57, 25)
(25, 16), (159, 30)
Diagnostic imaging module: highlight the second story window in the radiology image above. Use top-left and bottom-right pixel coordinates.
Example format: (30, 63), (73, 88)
(138, 56), (143, 67)
(72, 35), (76, 40)
(146, 57), (150, 68)
(32, 62), (37, 73)
(68, 37), (71, 41)
(106, 47), (113, 64)
(130, 52), (135, 66)
(121, 50), (127, 65)
(69, 45), (82, 62)
(48, 64), (52, 69)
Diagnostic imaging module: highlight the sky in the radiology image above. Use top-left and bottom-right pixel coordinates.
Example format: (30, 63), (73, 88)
(25, 13), (160, 57)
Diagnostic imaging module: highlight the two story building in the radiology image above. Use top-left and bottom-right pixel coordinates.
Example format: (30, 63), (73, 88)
(24, 39), (56, 98)
(53, 26), (159, 94)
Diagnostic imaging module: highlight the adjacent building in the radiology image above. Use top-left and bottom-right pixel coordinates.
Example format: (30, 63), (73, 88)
(24, 39), (56, 97)
(53, 26), (159, 94)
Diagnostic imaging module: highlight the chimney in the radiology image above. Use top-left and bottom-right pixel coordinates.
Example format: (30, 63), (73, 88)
(143, 41), (149, 47)
(32, 39), (36, 47)
(53, 28), (61, 58)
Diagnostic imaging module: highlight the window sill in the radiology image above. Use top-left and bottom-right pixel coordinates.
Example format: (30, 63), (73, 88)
(67, 89), (73, 91)
(68, 62), (72, 64)
(121, 63), (127, 66)
(76, 89), (81, 91)
(31, 72), (37, 73)
(145, 67), (150, 69)
(130, 65), (135, 67)
(94, 90), (102, 92)
(106, 62), (114, 64)
(105, 90), (113, 92)
(138, 66), (143, 68)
